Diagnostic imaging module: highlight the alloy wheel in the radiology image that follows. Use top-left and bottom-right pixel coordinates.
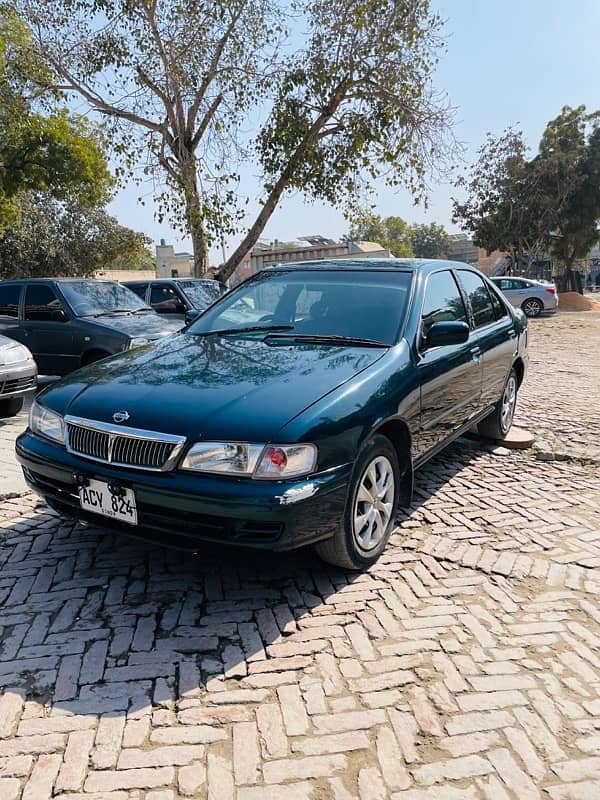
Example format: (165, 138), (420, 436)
(500, 374), (517, 433)
(522, 299), (542, 317)
(352, 455), (395, 551)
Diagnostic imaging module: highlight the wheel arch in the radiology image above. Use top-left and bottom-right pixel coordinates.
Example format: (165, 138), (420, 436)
(521, 296), (544, 314)
(371, 417), (413, 507)
(512, 357), (525, 387)
(81, 347), (112, 367)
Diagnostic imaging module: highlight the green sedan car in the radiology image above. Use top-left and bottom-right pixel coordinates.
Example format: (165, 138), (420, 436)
(16, 259), (528, 570)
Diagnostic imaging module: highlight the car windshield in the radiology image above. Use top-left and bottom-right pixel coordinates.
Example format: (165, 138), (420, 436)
(178, 280), (223, 309)
(187, 268), (412, 345)
(60, 281), (149, 316)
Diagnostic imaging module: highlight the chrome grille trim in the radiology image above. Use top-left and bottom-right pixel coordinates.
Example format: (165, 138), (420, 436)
(64, 415), (186, 472)
(0, 376), (36, 395)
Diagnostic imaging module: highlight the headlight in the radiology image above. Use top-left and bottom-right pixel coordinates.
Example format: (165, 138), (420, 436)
(129, 337), (150, 349)
(29, 401), (65, 445)
(180, 442), (317, 478)
(0, 344), (32, 366)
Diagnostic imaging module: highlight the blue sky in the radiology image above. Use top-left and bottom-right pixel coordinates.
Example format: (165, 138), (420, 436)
(107, 0), (600, 262)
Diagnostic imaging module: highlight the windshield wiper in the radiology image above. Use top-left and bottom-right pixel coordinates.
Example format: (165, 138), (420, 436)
(193, 324), (295, 336)
(131, 307), (154, 314)
(265, 333), (388, 348)
(92, 309), (134, 317)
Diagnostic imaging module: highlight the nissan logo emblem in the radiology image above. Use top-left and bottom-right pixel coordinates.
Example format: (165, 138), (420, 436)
(112, 411), (130, 423)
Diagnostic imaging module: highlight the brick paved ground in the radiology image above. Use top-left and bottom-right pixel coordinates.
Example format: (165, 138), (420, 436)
(0, 311), (599, 800)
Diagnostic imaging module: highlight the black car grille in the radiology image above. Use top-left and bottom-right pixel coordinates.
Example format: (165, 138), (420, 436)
(66, 419), (185, 471)
(1, 375), (35, 394)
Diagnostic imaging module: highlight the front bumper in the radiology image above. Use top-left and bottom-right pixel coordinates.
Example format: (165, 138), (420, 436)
(0, 360), (37, 399)
(16, 431), (350, 552)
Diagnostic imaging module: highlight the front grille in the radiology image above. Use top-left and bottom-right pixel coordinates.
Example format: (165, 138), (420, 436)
(1, 376), (35, 394)
(65, 416), (186, 471)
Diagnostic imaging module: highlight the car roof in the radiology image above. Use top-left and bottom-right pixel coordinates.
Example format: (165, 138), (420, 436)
(121, 278), (219, 284)
(0, 277), (116, 284)
(491, 276), (536, 283)
(266, 258), (482, 273)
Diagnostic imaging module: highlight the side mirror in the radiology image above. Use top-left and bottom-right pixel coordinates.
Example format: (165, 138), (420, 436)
(426, 321), (470, 348)
(184, 308), (201, 326)
(52, 309), (68, 322)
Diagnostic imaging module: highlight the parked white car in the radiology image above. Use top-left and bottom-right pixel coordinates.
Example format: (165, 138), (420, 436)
(0, 335), (37, 417)
(490, 277), (558, 317)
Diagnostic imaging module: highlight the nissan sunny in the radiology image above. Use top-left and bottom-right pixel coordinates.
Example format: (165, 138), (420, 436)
(16, 259), (527, 569)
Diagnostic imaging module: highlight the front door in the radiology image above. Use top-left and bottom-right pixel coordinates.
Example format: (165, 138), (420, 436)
(149, 283), (188, 321)
(22, 284), (78, 375)
(416, 269), (482, 459)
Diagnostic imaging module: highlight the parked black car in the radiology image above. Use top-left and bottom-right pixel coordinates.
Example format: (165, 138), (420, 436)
(122, 278), (225, 321)
(17, 260), (528, 570)
(0, 279), (180, 376)
(0, 334), (37, 417)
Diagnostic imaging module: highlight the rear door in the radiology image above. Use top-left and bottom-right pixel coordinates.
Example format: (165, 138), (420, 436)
(495, 278), (520, 308)
(0, 283), (24, 342)
(22, 284), (79, 375)
(457, 270), (517, 410)
(416, 269), (482, 458)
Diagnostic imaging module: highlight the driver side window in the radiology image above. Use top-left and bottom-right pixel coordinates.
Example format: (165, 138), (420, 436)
(421, 271), (467, 339)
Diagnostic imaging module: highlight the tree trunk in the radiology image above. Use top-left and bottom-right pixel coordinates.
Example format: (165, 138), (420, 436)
(216, 102), (342, 284)
(181, 154), (209, 277)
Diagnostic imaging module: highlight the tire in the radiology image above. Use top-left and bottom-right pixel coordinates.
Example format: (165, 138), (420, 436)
(315, 434), (400, 570)
(521, 297), (543, 317)
(478, 368), (518, 440)
(82, 349), (111, 367)
(0, 396), (24, 418)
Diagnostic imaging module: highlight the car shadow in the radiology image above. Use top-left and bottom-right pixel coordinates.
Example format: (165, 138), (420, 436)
(0, 435), (494, 728)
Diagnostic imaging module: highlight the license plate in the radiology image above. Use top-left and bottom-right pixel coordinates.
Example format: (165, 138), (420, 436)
(79, 479), (138, 525)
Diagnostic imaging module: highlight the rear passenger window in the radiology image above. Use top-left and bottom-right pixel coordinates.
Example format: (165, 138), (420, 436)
(487, 284), (508, 319)
(458, 271), (496, 328)
(24, 285), (66, 321)
(421, 271), (468, 336)
(0, 284), (21, 318)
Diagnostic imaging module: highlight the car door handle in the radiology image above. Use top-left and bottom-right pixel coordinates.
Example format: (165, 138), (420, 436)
(470, 347), (481, 363)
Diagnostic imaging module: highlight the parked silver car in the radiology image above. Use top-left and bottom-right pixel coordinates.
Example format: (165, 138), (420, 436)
(0, 335), (37, 417)
(490, 277), (558, 317)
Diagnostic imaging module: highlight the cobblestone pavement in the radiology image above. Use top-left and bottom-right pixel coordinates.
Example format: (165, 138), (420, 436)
(0, 312), (599, 800)
(0, 396), (30, 496)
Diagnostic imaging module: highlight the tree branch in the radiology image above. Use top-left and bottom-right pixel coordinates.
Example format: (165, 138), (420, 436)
(191, 95), (223, 149)
(185, 1), (248, 140)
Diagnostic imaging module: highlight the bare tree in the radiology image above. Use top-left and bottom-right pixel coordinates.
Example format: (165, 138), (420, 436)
(16, 0), (454, 281)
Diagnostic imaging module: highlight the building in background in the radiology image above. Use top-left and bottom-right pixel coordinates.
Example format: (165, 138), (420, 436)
(155, 240), (194, 278)
(233, 236), (392, 284)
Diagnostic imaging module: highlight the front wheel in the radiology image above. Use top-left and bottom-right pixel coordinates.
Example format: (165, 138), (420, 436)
(521, 297), (543, 317)
(478, 368), (518, 440)
(0, 396), (24, 418)
(315, 434), (400, 570)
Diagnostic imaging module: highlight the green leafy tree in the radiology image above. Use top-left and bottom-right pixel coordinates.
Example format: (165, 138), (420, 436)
(0, 10), (113, 227)
(0, 194), (152, 279)
(348, 211), (414, 257)
(14, 0), (453, 281)
(453, 107), (600, 291)
(536, 106), (600, 290)
(410, 222), (450, 258)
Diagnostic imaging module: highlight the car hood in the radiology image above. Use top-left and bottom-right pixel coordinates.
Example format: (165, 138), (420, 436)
(42, 333), (386, 441)
(80, 312), (182, 338)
